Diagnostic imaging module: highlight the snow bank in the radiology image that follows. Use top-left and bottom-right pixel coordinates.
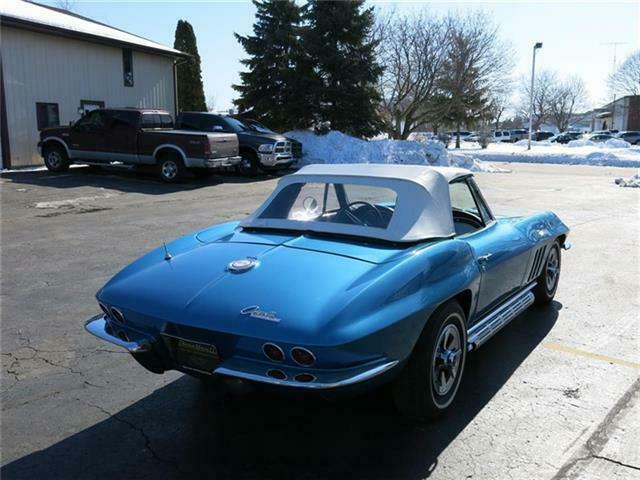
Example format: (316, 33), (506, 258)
(514, 140), (553, 147)
(456, 141), (640, 168)
(605, 138), (631, 149)
(285, 130), (506, 173)
(614, 173), (640, 188)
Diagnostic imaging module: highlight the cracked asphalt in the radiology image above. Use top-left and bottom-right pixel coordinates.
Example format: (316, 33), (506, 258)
(1, 163), (639, 479)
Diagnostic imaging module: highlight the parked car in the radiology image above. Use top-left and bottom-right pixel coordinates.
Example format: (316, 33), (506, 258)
(492, 130), (512, 142)
(509, 129), (528, 142)
(447, 131), (474, 141)
(550, 132), (582, 144)
(85, 164), (570, 421)
(176, 112), (301, 176)
(616, 131), (640, 145)
(38, 108), (241, 182)
(584, 133), (614, 143)
(531, 131), (555, 141)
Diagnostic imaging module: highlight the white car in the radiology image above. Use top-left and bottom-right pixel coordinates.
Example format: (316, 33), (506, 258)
(492, 130), (512, 142)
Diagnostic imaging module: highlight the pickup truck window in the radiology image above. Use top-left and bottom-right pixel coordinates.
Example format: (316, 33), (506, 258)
(75, 110), (107, 130)
(110, 110), (140, 128)
(179, 114), (231, 133)
(141, 114), (173, 129)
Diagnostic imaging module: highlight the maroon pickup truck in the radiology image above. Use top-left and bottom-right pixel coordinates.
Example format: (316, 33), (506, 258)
(38, 108), (241, 182)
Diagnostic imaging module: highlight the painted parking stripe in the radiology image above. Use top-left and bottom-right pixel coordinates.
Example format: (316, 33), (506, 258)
(544, 342), (640, 369)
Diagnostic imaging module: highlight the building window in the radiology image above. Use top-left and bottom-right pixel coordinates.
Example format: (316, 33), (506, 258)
(122, 49), (134, 87)
(36, 103), (60, 130)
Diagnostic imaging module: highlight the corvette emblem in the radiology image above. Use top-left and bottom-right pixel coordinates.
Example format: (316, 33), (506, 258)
(240, 306), (280, 323)
(227, 257), (259, 273)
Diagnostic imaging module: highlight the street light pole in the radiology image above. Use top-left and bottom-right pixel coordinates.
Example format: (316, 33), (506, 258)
(528, 42), (543, 151)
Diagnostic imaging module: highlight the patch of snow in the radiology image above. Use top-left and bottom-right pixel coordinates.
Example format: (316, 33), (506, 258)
(285, 130), (506, 173)
(34, 193), (118, 209)
(514, 140), (553, 147)
(614, 173), (640, 188)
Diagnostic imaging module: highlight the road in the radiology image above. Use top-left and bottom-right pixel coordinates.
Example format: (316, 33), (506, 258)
(1, 163), (639, 479)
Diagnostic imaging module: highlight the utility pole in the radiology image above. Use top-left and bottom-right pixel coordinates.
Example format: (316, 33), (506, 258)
(528, 42), (543, 150)
(602, 42), (626, 131)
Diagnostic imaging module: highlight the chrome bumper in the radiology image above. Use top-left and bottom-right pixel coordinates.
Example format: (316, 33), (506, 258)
(258, 153), (293, 167)
(85, 314), (398, 390)
(185, 155), (242, 169)
(85, 315), (151, 353)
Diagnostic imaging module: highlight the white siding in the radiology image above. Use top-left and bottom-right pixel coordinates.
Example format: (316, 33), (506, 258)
(1, 26), (176, 167)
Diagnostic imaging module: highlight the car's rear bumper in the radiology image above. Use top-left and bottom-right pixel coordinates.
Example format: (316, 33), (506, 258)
(85, 314), (399, 390)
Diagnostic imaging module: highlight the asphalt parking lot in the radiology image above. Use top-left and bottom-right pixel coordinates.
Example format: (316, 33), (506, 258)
(1, 163), (639, 480)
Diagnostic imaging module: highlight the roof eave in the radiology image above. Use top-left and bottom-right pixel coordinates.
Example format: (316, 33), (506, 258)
(0, 15), (190, 59)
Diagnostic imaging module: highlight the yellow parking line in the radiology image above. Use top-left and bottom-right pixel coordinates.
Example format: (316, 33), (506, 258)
(544, 342), (640, 369)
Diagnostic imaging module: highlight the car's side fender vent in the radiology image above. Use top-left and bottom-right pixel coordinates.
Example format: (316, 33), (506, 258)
(528, 246), (547, 282)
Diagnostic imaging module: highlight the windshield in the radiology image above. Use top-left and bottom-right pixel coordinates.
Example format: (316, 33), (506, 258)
(224, 117), (251, 133)
(257, 182), (397, 230)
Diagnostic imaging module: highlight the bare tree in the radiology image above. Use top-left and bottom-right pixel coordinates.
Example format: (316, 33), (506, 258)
(548, 76), (589, 131)
(519, 70), (557, 130)
(55, 0), (76, 11)
(438, 12), (514, 148)
(377, 13), (448, 139)
(206, 95), (216, 112)
(608, 50), (640, 96)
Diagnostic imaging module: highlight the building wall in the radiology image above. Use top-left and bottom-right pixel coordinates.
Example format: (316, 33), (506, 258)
(1, 26), (176, 168)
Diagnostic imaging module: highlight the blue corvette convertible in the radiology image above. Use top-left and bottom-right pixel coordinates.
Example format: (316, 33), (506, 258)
(86, 164), (569, 420)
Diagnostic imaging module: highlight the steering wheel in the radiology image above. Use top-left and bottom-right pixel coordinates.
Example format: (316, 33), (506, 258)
(341, 201), (385, 227)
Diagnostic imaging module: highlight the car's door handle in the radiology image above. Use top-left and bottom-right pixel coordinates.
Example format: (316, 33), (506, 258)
(477, 253), (493, 263)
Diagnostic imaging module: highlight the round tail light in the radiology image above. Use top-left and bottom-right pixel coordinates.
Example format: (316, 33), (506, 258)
(110, 307), (125, 324)
(266, 369), (287, 380)
(294, 373), (316, 383)
(99, 303), (110, 318)
(291, 347), (315, 366)
(263, 343), (284, 362)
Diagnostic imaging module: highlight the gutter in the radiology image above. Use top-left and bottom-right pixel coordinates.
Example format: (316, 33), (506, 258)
(172, 56), (191, 117)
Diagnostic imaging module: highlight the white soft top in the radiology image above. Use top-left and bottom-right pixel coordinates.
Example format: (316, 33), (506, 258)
(241, 164), (472, 242)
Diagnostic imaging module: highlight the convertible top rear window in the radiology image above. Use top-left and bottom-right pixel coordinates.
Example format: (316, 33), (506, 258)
(258, 182), (397, 230)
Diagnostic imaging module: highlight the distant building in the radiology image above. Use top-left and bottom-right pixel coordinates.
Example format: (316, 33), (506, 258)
(591, 95), (640, 132)
(0, 0), (188, 169)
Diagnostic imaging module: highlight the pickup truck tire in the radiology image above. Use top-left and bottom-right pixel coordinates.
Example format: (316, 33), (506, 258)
(236, 150), (259, 177)
(157, 153), (185, 183)
(43, 144), (70, 172)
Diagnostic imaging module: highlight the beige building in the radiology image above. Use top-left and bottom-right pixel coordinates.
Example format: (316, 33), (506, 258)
(0, 0), (187, 168)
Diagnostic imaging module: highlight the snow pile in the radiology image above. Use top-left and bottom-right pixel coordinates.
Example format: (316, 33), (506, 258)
(285, 130), (505, 173)
(513, 140), (554, 147)
(456, 141), (640, 168)
(614, 173), (640, 188)
(605, 138), (631, 149)
(567, 139), (595, 148)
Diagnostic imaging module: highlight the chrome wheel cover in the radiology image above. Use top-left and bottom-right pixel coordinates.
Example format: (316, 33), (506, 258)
(47, 151), (62, 168)
(161, 160), (178, 179)
(546, 247), (560, 292)
(431, 321), (463, 397)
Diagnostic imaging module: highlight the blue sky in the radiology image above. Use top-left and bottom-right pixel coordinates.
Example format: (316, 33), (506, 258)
(43, 0), (639, 113)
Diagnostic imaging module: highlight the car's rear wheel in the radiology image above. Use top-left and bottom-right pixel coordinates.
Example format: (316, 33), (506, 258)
(43, 144), (70, 172)
(157, 153), (185, 183)
(533, 240), (561, 305)
(393, 300), (467, 421)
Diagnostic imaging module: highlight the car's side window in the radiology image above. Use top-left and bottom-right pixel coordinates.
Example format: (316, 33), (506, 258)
(450, 180), (485, 236)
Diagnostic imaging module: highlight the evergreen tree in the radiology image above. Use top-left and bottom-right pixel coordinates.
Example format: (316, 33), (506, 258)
(233, 0), (311, 131)
(173, 20), (206, 112)
(303, 0), (383, 137)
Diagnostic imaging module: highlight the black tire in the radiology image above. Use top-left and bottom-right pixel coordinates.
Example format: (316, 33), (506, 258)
(393, 301), (467, 421)
(43, 144), (70, 172)
(533, 241), (561, 305)
(157, 153), (185, 183)
(236, 150), (260, 176)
